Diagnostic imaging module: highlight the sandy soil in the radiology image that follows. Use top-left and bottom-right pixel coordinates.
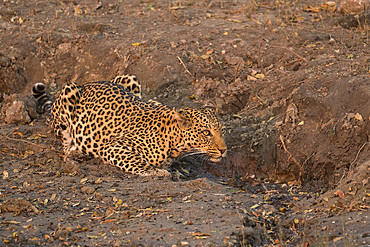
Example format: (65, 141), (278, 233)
(0, 0), (369, 246)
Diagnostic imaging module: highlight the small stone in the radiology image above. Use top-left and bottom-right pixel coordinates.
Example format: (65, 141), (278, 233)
(95, 192), (103, 199)
(81, 186), (95, 194)
(261, 204), (278, 213)
(5, 100), (31, 124)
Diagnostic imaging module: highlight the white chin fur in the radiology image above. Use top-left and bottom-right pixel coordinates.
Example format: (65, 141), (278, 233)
(210, 157), (222, 163)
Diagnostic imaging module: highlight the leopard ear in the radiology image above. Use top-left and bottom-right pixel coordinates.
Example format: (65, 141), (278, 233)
(172, 109), (192, 129)
(203, 100), (218, 113)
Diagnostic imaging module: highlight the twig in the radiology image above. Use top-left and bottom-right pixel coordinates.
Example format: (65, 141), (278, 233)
(262, 183), (268, 191)
(339, 142), (369, 183)
(350, 142), (369, 166)
(3, 135), (48, 149)
(138, 208), (170, 212)
(262, 183), (279, 194)
(177, 56), (192, 75)
(279, 135), (303, 183)
(257, 41), (266, 75)
(271, 45), (308, 63)
(234, 60), (242, 81)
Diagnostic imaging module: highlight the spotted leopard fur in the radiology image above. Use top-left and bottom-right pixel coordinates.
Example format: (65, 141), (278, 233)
(110, 74), (141, 99)
(33, 75), (227, 175)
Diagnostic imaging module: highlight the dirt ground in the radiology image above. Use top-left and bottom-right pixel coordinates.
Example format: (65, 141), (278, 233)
(0, 0), (369, 246)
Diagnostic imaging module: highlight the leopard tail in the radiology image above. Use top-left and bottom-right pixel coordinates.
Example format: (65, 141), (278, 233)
(32, 83), (53, 122)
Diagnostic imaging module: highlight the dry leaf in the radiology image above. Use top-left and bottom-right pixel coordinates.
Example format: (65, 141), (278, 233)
(303, 4), (320, 12)
(227, 18), (243, 23)
(50, 193), (56, 201)
(279, 207), (287, 212)
(87, 234), (99, 238)
(74, 6), (84, 15)
(169, 6), (186, 10)
(13, 132), (23, 137)
(101, 219), (117, 223)
(192, 232), (211, 236)
(195, 236), (208, 239)
(201, 54), (210, 59)
(337, 201), (345, 207)
(247, 75), (257, 81)
(334, 190), (345, 199)
(206, 49), (213, 55)
(354, 113), (363, 121)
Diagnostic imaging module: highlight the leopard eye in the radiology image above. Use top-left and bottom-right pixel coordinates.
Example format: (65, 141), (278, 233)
(202, 130), (212, 136)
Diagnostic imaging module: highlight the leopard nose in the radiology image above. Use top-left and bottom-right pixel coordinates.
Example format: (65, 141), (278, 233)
(219, 148), (227, 155)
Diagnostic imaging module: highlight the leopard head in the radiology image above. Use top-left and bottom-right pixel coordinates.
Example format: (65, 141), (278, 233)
(172, 107), (227, 162)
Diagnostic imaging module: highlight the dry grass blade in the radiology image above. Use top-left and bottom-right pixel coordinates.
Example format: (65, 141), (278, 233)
(177, 56), (192, 75)
(3, 134), (48, 149)
(279, 135), (303, 183)
(271, 45), (308, 63)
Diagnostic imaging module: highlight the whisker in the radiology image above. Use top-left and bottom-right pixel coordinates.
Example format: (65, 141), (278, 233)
(178, 150), (206, 160)
(195, 154), (203, 161)
(197, 153), (209, 164)
(204, 155), (210, 163)
(176, 150), (219, 165)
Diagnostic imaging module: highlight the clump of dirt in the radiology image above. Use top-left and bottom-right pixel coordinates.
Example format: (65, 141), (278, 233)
(317, 159), (370, 210)
(193, 77), (250, 113)
(0, 0), (369, 246)
(0, 94), (37, 124)
(0, 53), (27, 95)
(0, 199), (34, 213)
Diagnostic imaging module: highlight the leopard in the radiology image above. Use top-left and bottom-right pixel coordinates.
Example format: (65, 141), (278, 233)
(109, 74), (142, 99)
(32, 74), (227, 176)
(32, 74), (142, 122)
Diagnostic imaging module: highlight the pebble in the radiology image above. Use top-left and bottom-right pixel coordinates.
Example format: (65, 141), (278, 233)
(5, 100), (31, 125)
(81, 186), (95, 194)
